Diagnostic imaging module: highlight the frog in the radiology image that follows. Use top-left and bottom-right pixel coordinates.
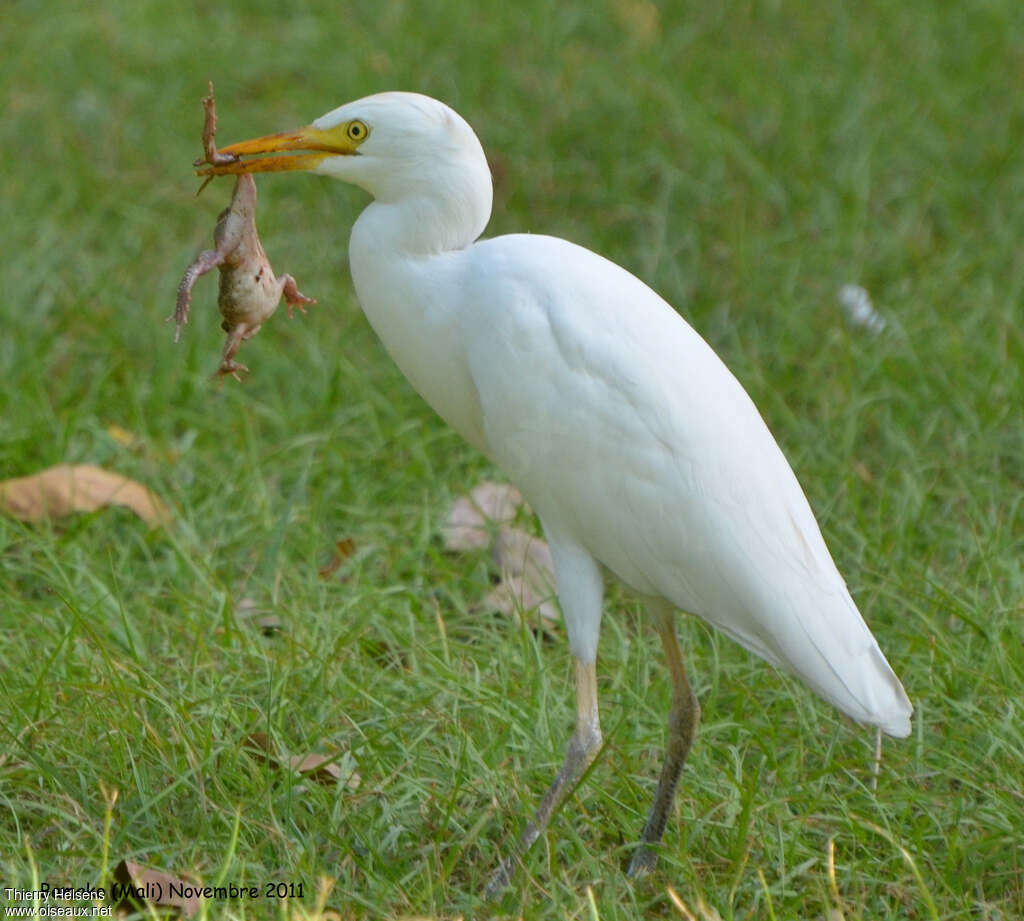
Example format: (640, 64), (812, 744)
(171, 83), (315, 380)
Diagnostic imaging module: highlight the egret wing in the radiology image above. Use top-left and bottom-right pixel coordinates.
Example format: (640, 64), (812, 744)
(462, 234), (911, 735)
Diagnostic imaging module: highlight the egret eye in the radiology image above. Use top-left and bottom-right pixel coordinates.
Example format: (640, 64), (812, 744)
(346, 120), (368, 142)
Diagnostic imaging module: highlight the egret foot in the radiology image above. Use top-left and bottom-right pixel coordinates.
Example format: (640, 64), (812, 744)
(483, 855), (516, 902)
(626, 844), (658, 878)
(627, 601), (700, 877)
(484, 659), (602, 899)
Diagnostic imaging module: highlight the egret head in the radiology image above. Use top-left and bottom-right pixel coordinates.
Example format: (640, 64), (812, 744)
(197, 92), (492, 228)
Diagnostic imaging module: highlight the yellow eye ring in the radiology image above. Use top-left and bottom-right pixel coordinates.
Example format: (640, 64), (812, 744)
(346, 120), (368, 142)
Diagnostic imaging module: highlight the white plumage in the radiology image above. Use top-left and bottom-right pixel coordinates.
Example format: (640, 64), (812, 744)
(202, 91), (912, 886)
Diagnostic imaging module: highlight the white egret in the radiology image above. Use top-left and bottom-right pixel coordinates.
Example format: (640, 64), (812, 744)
(198, 92), (912, 891)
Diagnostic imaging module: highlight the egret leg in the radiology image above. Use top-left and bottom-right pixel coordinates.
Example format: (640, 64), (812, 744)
(627, 601), (700, 877)
(484, 658), (602, 899)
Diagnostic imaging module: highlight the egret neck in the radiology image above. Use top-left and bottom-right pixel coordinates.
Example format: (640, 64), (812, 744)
(345, 197), (492, 453)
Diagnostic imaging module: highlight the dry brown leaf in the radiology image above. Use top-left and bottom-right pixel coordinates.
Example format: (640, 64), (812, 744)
(241, 733), (360, 790)
(318, 536), (357, 579)
(467, 482), (523, 522)
(242, 731), (274, 762)
(0, 464), (170, 527)
(258, 614), (283, 635)
(486, 527), (559, 627)
(444, 484), (561, 631)
(287, 752), (362, 789)
(288, 752), (344, 783)
(442, 482), (523, 551)
(111, 860), (199, 918)
(493, 527), (555, 584)
(442, 498), (490, 550)
(484, 576), (561, 628)
(233, 598), (284, 635)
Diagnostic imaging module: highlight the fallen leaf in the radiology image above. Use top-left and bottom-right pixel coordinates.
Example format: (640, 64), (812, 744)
(468, 482), (523, 522)
(235, 597), (265, 618)
(110, 860), (199, 919)
(288, 752), (343, 780)
(443, 484), (562, 634)
(258, 614), (283, 635)
(484, 576), (559, 628)
(286, 752), (344, 786)
(241, 733), (360, 790)
(318, 536), (357, 579)
(242, 731), (274, 762)
(0, 464), (170, 527)
(442, 498), (490, 550)
(233, 598), (285, 635)
(442, 482), (523, 550)
(485, 527), (560, 628)
(493, 527), (555, 584)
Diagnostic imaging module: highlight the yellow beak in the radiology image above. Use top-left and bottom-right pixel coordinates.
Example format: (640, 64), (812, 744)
(195, 125), (360, 177)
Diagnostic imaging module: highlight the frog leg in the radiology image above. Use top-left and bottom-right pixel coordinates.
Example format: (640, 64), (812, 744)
(279, 274), (317, 317)
(215, 322), (255, 382)
(171, 249), (226, 342)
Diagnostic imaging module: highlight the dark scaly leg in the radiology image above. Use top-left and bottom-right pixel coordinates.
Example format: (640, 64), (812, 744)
(628, 600), (700, 877)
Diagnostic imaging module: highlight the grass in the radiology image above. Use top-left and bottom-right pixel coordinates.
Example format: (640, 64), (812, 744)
(1, 0), (1022, 917)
